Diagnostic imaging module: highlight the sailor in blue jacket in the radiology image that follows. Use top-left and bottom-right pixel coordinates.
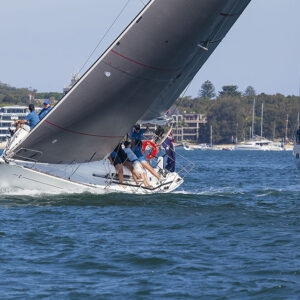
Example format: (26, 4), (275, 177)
(130, 124), (149, 146)
(39, 99), (52, 120)
(15, 104), (39, 131)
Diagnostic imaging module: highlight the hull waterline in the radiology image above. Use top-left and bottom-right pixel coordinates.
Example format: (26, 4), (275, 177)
(0, 157), (183, 195)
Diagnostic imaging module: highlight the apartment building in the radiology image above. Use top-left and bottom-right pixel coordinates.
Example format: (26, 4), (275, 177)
(172, 113), (207, 142)
(143, 113), (207, 143)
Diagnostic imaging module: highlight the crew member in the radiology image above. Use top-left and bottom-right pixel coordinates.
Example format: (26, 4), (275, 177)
(39, 99), (52, 120)
(130, 124), (149, 147)
(109, 143), (139, 185)
(109, 150), (124, 185)
(124, 141), (151, 188)
(15, 104), (39, 130)
(134, 140), (161, 181)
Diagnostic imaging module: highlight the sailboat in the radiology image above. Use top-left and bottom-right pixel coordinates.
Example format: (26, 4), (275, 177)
(235, 100), (283, 151)
(0, 0), (252, 194)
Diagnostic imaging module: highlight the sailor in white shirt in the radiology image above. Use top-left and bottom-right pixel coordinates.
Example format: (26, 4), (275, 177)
(124, 141), (151, 188)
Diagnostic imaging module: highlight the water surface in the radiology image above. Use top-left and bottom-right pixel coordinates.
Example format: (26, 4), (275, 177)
(0, 150), (299, 299)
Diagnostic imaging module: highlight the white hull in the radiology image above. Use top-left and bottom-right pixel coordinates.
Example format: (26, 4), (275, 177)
(190, 144), (210, 150)
(0, 157), (183, 195)
(293, 144), (300, 169)
(234, 146), (274, 151)
(235, 141), (284, 151)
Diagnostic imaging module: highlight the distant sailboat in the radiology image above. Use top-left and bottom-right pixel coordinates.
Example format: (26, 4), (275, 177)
(0, 0), (252, 194)
(235, 100), (283, 151)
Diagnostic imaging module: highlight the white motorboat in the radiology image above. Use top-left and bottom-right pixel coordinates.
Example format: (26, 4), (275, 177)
(0, 0), (252, 194)
(190, 144), (211, 150)
(235, 139), (284, 151)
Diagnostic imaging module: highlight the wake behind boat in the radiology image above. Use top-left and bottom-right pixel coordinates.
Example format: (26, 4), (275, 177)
(0, 0), (252, 194)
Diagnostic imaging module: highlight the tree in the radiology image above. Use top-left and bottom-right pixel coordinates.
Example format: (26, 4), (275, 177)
(244, 86), (256, 97)
(198, 80), (216, 99)
(219, 85), (242, 97)
(2, 95), (15, 103)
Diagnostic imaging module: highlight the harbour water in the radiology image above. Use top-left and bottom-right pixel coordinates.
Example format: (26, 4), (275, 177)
(0, 150), (299, 298)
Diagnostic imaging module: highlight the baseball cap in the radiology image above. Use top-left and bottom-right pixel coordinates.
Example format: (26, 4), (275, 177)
(124, 141), (130, 147)
(44, 100), (51, 105)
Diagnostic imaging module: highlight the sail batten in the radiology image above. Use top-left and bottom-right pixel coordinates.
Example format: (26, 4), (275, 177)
(11, 0), (252, 164)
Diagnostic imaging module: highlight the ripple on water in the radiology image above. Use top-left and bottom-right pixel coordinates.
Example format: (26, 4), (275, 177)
(0, 150), (300, 298)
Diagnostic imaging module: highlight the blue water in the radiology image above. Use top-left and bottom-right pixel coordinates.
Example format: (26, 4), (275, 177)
(0, 150), (299, 299)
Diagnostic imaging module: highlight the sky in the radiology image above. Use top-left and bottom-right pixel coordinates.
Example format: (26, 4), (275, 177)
(0, 0), (300, 97)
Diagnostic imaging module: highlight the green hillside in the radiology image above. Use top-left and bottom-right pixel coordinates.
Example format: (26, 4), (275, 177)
(174, 94), (300, 143)
(0, 82), (62, 106)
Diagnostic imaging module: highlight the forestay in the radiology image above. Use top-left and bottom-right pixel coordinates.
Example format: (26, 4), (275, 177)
(10, 0), (251, 164)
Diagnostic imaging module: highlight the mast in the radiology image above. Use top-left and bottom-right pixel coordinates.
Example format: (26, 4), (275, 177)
(210, 125), (213, 147)
(260, 103), (264, 139)
(252, 98), (255, 140)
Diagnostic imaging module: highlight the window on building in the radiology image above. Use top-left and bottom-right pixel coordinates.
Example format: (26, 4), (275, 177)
(0, 123), (11, 128)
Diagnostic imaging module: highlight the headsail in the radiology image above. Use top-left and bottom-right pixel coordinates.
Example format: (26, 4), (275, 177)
(9, 0), (251, 164)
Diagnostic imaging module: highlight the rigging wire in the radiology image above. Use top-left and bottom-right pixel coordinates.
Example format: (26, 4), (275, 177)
(79, 0), (131, 74)
(181, 80), (193, 99)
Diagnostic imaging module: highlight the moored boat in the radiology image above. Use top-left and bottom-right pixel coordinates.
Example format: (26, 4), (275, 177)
(235, 139), (284, 151)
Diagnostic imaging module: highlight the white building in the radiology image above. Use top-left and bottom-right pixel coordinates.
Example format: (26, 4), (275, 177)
(0, 106), (28, 145)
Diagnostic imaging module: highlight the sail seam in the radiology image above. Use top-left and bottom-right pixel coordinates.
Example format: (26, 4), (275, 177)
(45, 121), (123, 138)
(111, 50), (180, 72)
(220, 12), (242, 17)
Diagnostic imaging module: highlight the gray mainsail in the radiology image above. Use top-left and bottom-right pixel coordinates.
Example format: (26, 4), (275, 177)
(11, 0), (251, 164)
